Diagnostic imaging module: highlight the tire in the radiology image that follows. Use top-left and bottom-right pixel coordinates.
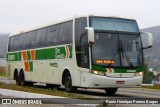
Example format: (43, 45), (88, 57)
(15, 73), (20, 86)
(46, 84), (60, 89)
(64, 73), (77, 92)
(104, 88), (118, 95)
(19, 72), (27, 86)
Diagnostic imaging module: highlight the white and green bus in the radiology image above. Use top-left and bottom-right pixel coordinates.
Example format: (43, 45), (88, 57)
(6, 14), (153, 95)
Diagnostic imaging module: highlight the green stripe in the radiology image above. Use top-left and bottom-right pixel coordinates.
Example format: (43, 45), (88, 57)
(7, 53), (19, 61)
(29, 62), (33, 71)
(7, 45), (73, 61)
(46, 48), (55, 59)
(36, 49), (46, 60)
(92, 64), (144, 73)
(27, 51), (31, 60)
(18, 52), (21, 61)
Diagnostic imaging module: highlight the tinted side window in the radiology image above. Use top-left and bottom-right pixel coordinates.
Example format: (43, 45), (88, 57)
(8, 37), (12, 52)
(46, 25), (59, 46)
(26, 31), (37, 49)
(59, 21), (73, 44)
(75, 18), (87, 67)
(19, 34), (27, 50)
(36, 28), (47, 47)
(12, 35), (20, 51)
(75, 18), (87, 47)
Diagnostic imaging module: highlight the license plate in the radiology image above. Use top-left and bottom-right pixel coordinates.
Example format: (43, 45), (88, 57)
(116, 81), (125, 84)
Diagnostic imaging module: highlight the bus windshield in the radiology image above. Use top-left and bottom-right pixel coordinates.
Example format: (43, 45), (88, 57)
(90, 17), (142, 68)
(92, 33), (142, 67)
(90, 17), (139, 33)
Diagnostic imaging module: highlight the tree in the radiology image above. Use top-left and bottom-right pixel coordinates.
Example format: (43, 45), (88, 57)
(143, 64), (155, 84)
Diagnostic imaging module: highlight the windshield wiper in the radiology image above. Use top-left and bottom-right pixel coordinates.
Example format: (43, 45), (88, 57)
(107, 39), (119, 66)
(119, 40), (134, 67)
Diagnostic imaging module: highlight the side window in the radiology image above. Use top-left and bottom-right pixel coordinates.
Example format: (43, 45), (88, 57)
(12, 35), (20, 51)
(80, 34), (89, 68)
(46, 25), (59, 46)
(75, 18), (87, 47)
(8, 37), (12, 52)
(36, 28), (47, 47)
(59, 21), (73, 44)
(19, 34), (27, 50)
(75, 17), (87, 67)
(26, 31), (37, 49)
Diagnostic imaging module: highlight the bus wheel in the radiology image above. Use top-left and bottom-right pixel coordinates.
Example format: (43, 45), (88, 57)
(46, 84), (60, 89)
(15, 73), (20, 85)
(64, 73), (77, 92)
(104, 88), (118, 95)
(19, 72), (26, 86)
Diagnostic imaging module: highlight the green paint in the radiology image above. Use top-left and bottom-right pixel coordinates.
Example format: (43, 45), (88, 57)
(7, 45), (73, 61)
(55, 47), (66, 59)
(46, 48), (55, 59)
(27, 51), (31, 60)
(7, 53), (19, 61)
(29, 62), (33, 72)
(18, 52), (21, 61)
(36, 49), (46, 60)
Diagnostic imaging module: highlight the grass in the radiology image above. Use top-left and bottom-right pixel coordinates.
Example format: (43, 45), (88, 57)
(141, 86), (160, 90)
(0, 66), (6, 77)
(0, 82), (91, 99)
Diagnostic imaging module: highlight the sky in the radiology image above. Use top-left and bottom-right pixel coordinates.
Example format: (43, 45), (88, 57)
(0, 0), (160, 33)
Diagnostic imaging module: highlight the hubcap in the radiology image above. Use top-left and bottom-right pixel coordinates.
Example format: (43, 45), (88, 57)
(66, 77), (71, 87)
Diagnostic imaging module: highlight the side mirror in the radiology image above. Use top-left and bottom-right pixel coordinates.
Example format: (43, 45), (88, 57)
(85, 27), (94, 44)
(140, 31), (153, 49)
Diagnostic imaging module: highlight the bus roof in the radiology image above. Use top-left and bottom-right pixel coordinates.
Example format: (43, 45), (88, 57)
(9, 14), (136, 37)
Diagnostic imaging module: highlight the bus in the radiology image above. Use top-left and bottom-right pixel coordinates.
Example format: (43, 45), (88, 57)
(6, 14), (153, 95)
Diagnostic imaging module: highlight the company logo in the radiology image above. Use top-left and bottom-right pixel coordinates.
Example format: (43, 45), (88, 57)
(8, 55), (15, 61)
(50, 62), (58, 67)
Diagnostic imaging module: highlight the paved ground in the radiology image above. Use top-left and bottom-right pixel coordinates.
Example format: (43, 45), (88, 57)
(0, 77), (160, 107)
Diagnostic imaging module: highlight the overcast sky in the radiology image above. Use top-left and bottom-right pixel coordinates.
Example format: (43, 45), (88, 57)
(0, 0), (159, 33)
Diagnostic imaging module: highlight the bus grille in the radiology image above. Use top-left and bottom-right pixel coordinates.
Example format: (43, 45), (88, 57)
(105, 73), (135, 78)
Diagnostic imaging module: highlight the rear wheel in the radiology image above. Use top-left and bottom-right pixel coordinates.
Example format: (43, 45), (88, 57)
(64, 73), (77, 92)
(19, 72), (27, 86)
(15, 73), (20, 85)
(104, 88), (118, 95)
(46, 84), (60, 89)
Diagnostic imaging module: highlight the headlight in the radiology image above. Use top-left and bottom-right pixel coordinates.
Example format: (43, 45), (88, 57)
(91, 70), (105, 76)
(136, 72), (143, 76)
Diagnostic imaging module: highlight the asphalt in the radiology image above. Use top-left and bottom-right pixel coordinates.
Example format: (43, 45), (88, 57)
(0, 77), (160, 107)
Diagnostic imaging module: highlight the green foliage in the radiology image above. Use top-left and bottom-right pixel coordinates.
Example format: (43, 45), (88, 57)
(143, 64), (155, 84)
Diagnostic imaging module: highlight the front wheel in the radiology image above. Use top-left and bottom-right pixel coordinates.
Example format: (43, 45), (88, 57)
(64, 73), (77, 92)
(104, 88), (118, 95)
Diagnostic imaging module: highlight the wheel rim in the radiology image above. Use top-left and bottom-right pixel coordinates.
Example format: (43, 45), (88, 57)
(15, 74), (20, 85)
(20, 73), (24, 85)
(66, 77), (71, 88)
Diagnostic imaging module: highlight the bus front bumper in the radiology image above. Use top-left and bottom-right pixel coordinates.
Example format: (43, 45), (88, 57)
(83, 73), (143, 88)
